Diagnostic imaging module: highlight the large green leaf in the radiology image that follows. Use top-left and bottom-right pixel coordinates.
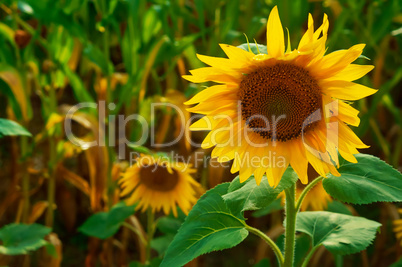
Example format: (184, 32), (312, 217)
(161, 183), (248, 267)
(0, 118), (32, 138)
(0, 223), (51, 255)
(323, 154), (402, 204)
(296, 211), (381, 255)
(79, 202), (136, 239)
(223, 167), (298, 218)
(252, 198), (283, 218)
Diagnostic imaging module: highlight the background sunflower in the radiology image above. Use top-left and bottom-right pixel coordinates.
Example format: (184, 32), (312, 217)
(120, 154), (202, 217)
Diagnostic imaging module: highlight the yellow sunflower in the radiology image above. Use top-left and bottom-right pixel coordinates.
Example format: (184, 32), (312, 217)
(184, 6), (376, 187)
(119, 154), (201, 217)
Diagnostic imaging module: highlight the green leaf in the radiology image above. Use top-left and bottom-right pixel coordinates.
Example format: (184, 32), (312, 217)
(60, 65), (95, 104)
(254, 258), (270, 267)
(129, 257), (162, 267)
(223, 167), (298, 218)
(326, 201), (353, 216)
(390, 257), (402, 267)
(296, 211), (381, 255)
(237, 43), (267, 54)
(0, 223), (51, 255)
(0, 119), (32, 138)
(156, 216), (183, 235)
(151, 233), (175, 256)
(83, 43), (114, 75)
(79, 202), (136, 239)
(161, 183), (248, 267)
(323, 154), (402, 204)
(252, 198), (283, 218)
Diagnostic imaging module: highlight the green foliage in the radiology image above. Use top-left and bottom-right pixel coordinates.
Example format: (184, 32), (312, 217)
(390, 257), (402, 267)
(151, 215), (185, 256)
(326, 201), (353, 216)
(238, 43), (268, 54)
(161, 183), (249, 267)
(0, 223), (51, 255)
(0, 118), (32, 138)
(129, 258), (162, 267)
(296, 211), (381, 255)
(254, 258), (271, 267)
(79, 202), (136, 239)
(252, 198), (283, 218)
(323, 154), (402, 204)
(223, 167), (298, 218)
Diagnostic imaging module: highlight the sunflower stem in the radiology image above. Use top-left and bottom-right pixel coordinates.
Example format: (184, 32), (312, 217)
(301, 244), (322, 267)
(145, 208), (155, 264)
(284, 183), (296, 267)
(246, 226), (284, 266)
(295, 176), (324, 212)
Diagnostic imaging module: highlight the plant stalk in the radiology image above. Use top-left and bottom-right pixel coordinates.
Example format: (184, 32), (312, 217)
(301, 245), (321, 267)
(247, 226), (284, 266)
(284, 184), (296, 267)
(295, 176), (324, 212)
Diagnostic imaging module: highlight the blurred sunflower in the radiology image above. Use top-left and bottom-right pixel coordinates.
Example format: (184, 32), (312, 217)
(185, 6), (376, 187)
(119, 154), (201, 217)
(394, 208), (402, 246)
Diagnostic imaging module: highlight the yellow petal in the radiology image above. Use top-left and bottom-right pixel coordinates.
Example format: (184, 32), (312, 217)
(338, 101), (360, 126)
(189, 116), (213, 131)
(219, 44), (255, 63)
(184, 85), (234, 105)
(338, 121), (369, 148)
(187, 100), (235, 114)
(309, 44), (366, 79)
(298, 13), (314, 50)
(197, 54), (239, 70)
(290, 141), (308, 184)
(327, 64), (375, 82)
(321, 80), (377, 100)
(266, 6), (285, 58)
(239, 166), (255, 183)
(184, 67), (240, 84)
(313, 14), (329, 40)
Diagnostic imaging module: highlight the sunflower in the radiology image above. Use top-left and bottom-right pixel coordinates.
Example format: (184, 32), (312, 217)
(184, 6), (376, 187)
(119, 154), (201, 217)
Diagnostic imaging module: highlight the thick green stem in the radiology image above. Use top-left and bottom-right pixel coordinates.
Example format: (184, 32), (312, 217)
(284, 184), (296, 267)
(301, 245), (321, 267)
(247, 226), (284, 266)
(295, 176), (324, 212)
(145, 208), (155, 263)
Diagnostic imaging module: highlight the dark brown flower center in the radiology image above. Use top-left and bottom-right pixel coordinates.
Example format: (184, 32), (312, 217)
(139, 164), (179, 192)
(239, 63), (322, 141)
